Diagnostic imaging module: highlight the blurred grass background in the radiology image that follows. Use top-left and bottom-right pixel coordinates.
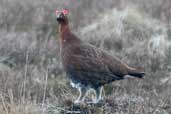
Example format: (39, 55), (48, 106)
(0, 0), (171, 114)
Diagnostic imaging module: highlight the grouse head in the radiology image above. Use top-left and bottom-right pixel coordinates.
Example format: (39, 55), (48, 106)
(56, 9), (69, 25)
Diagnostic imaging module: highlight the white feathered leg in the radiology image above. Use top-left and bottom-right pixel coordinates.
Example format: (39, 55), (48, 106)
(70, 81), (87, 103)
(93, 87), (103, 103)
(74, 87), (87, 103)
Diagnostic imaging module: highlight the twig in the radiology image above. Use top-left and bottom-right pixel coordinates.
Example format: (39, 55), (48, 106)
(23, 50), (29, 104)
(0, 56), (10, 63)
(42, 67), (49, 114)
(54, 106), (81, 114)
(0, 93), (8, 114)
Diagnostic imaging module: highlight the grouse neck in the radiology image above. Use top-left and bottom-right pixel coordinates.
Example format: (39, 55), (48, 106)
(58, 23), (81, 48)
(59, 23), (71, 41)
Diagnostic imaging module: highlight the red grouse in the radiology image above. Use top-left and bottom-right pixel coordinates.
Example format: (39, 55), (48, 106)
(56, 10), (145, 103)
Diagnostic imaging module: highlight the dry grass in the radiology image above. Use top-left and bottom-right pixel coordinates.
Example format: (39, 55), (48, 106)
(0, 0), (171, 114)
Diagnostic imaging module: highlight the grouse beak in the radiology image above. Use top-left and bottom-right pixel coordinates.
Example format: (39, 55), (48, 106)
(56, 12), (65, 23)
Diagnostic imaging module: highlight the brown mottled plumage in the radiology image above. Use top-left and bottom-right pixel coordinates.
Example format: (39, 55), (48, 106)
(56, 11), (145, 103)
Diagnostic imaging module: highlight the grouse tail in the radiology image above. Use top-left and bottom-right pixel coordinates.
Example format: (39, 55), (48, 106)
(128, 67), (145, 78)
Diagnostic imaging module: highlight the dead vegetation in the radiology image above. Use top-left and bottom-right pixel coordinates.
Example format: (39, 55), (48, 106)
(0, 0), (171, 114)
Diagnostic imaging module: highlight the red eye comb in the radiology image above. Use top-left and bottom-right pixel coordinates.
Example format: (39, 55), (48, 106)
(62, 9), (69, 15)
(55, 9), (69, 16)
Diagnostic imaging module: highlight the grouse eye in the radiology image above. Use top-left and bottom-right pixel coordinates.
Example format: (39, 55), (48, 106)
(62, 9), (69, 15)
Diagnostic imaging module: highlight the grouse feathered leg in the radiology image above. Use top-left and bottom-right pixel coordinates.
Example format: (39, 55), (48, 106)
(94, 87), (103, 103)
(74, 87), (87, 103)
